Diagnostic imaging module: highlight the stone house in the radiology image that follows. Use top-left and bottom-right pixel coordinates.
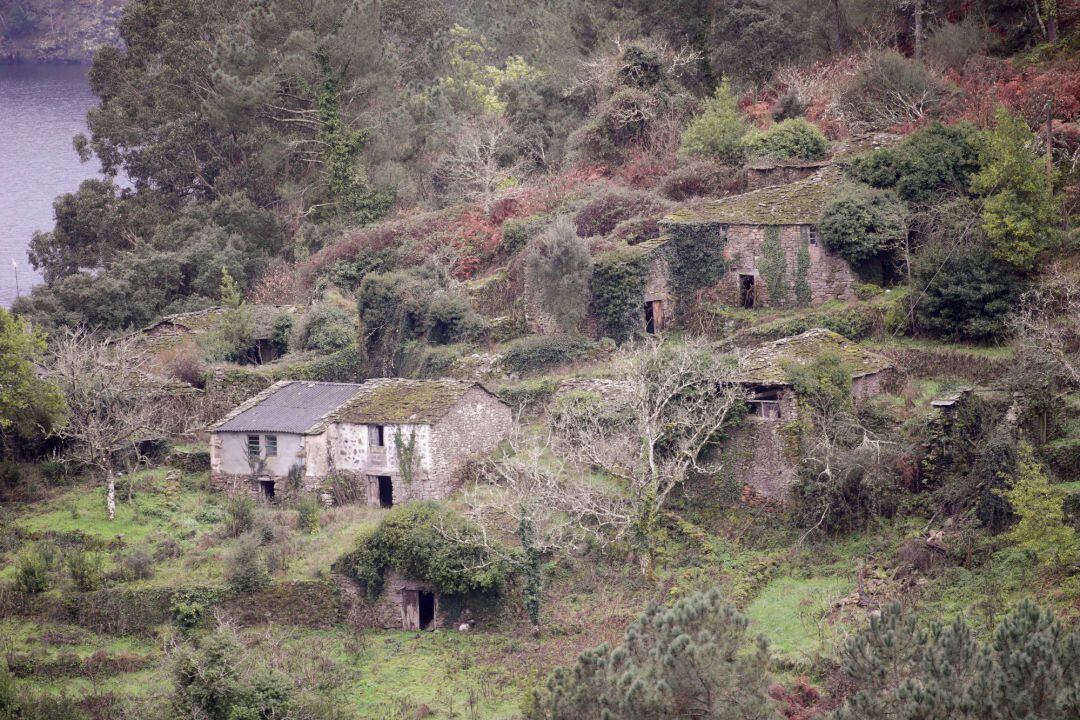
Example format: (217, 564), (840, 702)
(658, 165), (858, 311)
(727, 328), (894, 498)
(346, 568), (498, 631)
(210, 378), (512, 503)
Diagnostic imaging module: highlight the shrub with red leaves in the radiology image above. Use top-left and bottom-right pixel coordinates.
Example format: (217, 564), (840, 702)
(768, 676), (834, 720)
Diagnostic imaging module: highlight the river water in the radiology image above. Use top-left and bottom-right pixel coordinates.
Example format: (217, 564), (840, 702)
(0, 63), (103, 307)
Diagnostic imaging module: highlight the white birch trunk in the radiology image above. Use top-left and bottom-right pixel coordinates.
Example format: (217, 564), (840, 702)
(106, 472), (116, 521)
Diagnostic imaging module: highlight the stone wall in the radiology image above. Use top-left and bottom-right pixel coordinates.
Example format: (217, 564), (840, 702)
(430, 387), (513, 492)
(342, 569), (480, 630)
(746, 164), (826, 191)
(728, 389), (800, 499)
(720, 224), (857, 308)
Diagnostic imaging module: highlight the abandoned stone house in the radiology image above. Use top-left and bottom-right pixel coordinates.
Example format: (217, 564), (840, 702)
(209, 378), (513, 504)
(659, 165), (857, 312)
(346, 568), (499, 632)
(728, 328), (894, 498)
(745, 158), (831, 191)
(137, 304), (302, 366)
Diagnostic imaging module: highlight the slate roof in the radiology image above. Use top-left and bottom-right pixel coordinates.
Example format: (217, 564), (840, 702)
(663, 165), (844, 227)
(333, 379), (481, 425)
(212, 378), (495, 434)
(736, 328), (893, 387)
(213, 381), (364, 434)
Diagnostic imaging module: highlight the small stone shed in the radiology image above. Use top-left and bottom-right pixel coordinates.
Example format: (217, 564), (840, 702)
(658, 166), (857, 309)
(137, 304), (302, 365)
(728, 328), (894, 498)
(345, 568), (497, 631)
(745, 159), (831, 191)
(210, 378), (512, 503)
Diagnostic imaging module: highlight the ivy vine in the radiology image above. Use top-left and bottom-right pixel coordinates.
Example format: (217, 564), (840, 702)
(590, 249), (649, 342)
(794, 230), (812, 306)
(759, 226), (789, 306)
(665, 222), (730, 299)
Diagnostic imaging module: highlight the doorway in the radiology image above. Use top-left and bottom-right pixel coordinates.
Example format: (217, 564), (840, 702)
(643, 300), (663, 334)
(418, 591), (436, 630)
(258, 480), (276, 500)
(377, 476), (393, 508)
(739, 274), (756, 309)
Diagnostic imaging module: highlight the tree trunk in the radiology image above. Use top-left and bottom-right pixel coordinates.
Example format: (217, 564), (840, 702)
(913, 0), (926, 61)
(106, 471), (116, 521)
(1046, 1), (1058, 43)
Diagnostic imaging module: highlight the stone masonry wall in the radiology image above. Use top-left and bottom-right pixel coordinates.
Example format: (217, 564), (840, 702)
(430, 387), (513, 492)
(720, 224), (857, 308)
(745, 165), (825, 191)
(727, 390), (799, 500)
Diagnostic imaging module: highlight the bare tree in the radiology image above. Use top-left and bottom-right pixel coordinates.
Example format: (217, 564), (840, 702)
(434, 114), (523, 211)
(550, 338), (747, 577)
(47, 330), (166, 521)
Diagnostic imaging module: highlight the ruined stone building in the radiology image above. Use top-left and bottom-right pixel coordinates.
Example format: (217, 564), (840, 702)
(727, 328), (894, 498)
(210, 378), (512, 503)
(137, 304), (302, 366)
(659, 166), (857, 311)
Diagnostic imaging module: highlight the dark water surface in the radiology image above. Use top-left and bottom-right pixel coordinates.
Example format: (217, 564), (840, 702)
(0, 63), (102, 306)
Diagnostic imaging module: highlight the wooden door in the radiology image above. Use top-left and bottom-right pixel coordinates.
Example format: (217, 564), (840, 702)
(401, 589), (420, 630)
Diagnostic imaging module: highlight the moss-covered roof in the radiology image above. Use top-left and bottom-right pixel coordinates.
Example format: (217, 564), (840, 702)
(663, 165), (844, 227)
(747, 158), (831, 170)
(736, 328), (893, 386)
(137, 305), (301, 353)
(333, 378), (492, 424)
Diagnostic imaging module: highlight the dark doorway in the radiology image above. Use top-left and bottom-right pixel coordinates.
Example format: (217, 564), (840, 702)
(418, 591), (436, 630)
(377, 475), (393, 508)
(259, 480), (276, 500)
(644, 302), (656, 334)
(739, 274), (756, 309)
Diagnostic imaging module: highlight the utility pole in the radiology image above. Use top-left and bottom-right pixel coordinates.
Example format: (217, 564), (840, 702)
(11, 259), (19, 299)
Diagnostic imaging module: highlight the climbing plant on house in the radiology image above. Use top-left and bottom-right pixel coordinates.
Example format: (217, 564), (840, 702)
(794, 232), (812, 306)
(759, 226), (789, 305)
(590, 249), (649, 341)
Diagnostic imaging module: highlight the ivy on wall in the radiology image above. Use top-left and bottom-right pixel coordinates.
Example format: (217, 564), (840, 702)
(590, 249), (649, 341)
(665, 222), (730, 299)
(794, 231), (812, 306)
(759, 225), (789, 306)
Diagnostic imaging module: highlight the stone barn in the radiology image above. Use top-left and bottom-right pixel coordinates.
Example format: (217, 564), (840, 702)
(726, 328), (894, 499)
(659, 166), (858, 310)
(210, 378), (513, 503)
(137, 304), (302, 366)
(346, 568), (499, 631)
(745, 159), (831, 190)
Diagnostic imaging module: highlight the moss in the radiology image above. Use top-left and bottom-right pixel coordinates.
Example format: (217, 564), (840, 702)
(738, 328), (892, 385)
(590, 248), (650, 341)
(662, 166), (843, 227)
(335, 379), (475, 424)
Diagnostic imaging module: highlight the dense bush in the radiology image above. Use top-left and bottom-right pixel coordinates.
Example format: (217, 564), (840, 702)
(225, 494), (256, 538)
(926, 16), (994, 70)
(659, 160), (744, 201)
(501, 335), (595, 376)
(296, 496), (321, 534)
(334, 501), (509, 598)
(502, 214), (549, 255)
(573, 191), (666, 238)
(840, 51), (949, 130)
(679, 80), (748, 164)
(744, 118), (829, 161)
(66, 549), (104, 592)
(225, 535), (271, 594)
(15, 547), (51, 594)
(820, 183), (907, 266)
(526, 217), (592, 333)
(847, 122), (983, 204)
(296, 305), (354, 353)
(589, 249), (649, 342)
(911, 244), (1024, 342)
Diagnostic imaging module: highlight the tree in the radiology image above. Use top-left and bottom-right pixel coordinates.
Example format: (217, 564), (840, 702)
(526, 217), (592, 333)
(0, 308), (65, 445)
(820, 183), (908, 266)
(46, 330), (165, 520)
(835, 600), (1080, 720)
(971, 108), (1057, 270)
(707, 0), (814, 88)
(206, 267), (255, 363)
(1004, 442), (1079, 571)
(911, 243), (1023, 342)
(434, 114), (522, 211)
(528, 588), (774, 720)
(680, 80), (749, 164)
(551, 338), (745, 577)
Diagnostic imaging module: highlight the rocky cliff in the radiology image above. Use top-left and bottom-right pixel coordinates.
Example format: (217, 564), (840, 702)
(0, 0), (125, 63)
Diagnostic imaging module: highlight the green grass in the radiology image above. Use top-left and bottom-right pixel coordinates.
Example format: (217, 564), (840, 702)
(746, 574), (852, 661)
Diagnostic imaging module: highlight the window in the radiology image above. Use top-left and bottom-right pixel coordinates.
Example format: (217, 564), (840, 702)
(807, 226), (819, 246)
(368, 425), (386, 448)
(721, 224), (729, 241)
(264, 435), (277, 457)
(247, 435), (261, 458)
